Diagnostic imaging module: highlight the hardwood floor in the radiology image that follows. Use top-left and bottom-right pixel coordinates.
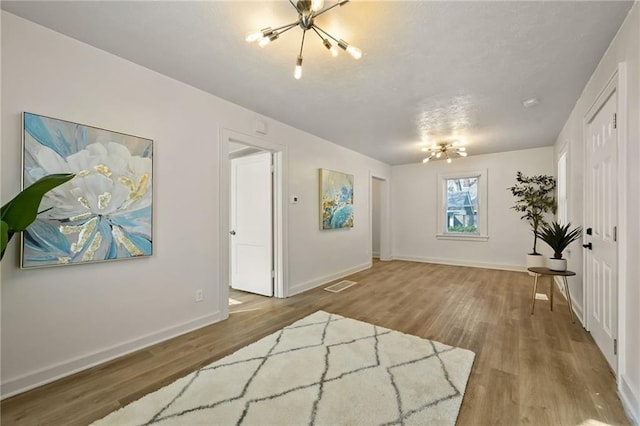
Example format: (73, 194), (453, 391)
(229, 287), (275, 314)
(1, 261), (629, 425)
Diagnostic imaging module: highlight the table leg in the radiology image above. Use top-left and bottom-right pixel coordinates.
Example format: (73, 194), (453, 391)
(563, 276), (575, 323)
(549, 276), (554, 311)
(531, 273), (539, 314)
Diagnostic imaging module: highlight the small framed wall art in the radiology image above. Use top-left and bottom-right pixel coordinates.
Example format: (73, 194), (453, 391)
(21, 112), (153, 268)
(319, 168), (354, 230)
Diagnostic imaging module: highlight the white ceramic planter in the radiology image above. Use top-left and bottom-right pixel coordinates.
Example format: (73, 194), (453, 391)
(526, 254), (546, 275)
(547, 258), (567, 272)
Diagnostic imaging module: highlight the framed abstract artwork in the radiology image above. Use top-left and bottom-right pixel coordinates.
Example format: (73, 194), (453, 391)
(21, 112), (153, 268)
(320, 168), (354, 230)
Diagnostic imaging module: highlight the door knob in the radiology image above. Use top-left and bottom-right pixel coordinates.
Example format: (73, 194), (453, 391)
(582, 242), (592, 250)
(230, 230), (236, 235)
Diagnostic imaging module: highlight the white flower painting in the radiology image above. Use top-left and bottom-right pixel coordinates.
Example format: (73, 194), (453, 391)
(22, 112), (153, 268)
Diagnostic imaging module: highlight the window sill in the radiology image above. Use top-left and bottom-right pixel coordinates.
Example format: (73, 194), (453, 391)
(436, 234), (489, 242)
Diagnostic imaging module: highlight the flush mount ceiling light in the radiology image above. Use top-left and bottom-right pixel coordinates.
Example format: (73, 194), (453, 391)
(421, 142), (468, 164)
(245, 0), (361, 80)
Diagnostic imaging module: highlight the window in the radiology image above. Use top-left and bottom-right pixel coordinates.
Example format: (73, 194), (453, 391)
(446, 177), (478, 233)
(437, 170), (488, 241)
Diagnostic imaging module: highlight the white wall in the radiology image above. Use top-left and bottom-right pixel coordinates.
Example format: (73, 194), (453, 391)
(0, 12), (390, 397)
(554, 3), (640, 423)
(277, 133), (389, 295)
(391, 147), (555, 271)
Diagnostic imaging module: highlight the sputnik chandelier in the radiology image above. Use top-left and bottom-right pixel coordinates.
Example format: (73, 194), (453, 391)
(245, 0), (361, 79)
(422, 142), (468, 164)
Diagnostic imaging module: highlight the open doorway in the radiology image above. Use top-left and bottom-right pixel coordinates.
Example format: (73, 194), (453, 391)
(370, 174), (390, 262)
(372, 177), (382, 259)
(219, 129), (287, 320)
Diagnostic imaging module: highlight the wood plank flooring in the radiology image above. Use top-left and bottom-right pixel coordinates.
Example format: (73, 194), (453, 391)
(1, 261), (630, 425)
(229, 287), (275, 314)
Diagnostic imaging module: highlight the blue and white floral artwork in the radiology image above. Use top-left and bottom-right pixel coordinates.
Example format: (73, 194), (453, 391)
(21, 112), (153, 268)
(320, 169), (354, 230)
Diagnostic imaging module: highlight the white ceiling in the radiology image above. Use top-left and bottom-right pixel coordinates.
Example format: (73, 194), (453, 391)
(1, 1), (634, 165)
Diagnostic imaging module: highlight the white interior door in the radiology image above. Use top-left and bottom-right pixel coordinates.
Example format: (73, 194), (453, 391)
(586, 91), (618, 372)
(230, 151), (273, 297)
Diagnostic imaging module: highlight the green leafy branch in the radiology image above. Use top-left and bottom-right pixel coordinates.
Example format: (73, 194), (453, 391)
(507, 171), (557, 255)
(1, 173), (75, 260)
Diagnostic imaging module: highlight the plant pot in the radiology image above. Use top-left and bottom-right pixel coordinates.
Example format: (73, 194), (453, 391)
(526, 254), (546, 276)
(547, 258), (567, 272)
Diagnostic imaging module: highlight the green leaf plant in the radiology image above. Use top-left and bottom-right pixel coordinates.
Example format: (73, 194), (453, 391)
(508, 172), (557, 255)
(536, 222), (583, 259)
(1, 173), (75, 260)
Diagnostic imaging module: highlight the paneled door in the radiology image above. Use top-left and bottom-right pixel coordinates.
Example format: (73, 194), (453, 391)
(585, 89), (618, 372)
(230, 151), (273, 297)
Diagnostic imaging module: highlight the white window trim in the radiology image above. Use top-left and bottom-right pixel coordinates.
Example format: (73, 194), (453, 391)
(557, 150), (568, 225)
(436, 169), (489, 241)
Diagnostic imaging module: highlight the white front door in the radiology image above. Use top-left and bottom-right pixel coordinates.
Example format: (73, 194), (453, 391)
(230, 151), (273, 297)
(586, 90), (618, 372)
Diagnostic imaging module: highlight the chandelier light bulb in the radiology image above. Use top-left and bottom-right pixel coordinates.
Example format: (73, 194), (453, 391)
(436, 152), (442, 158)
(346, 45), (362, 59)
(245, 27), (264, 43)
(422, 157), (430, 164)
(311, 0), (325, 12)
(259, 32), (279, 48)
(338, 39), (361, 60)
(323, 39), (339, 57)
(258, 37), (271, 48)
(421, 147), (429, 152)
(247, 27), (272, 43)
(447, 158), (452, 164)
(458, 146), (466, 151)
(294, 56), (303, 80)
(246, 32), (262, 43)
(459, 152), (468, 157)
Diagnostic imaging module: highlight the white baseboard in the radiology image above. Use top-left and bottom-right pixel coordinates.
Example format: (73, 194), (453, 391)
(392, 255), (525, 273)
(620, 374), (640, 426)
(372, 251), (380, 258)
(288, 262), (371, 296)
(1, 311), (222, 399)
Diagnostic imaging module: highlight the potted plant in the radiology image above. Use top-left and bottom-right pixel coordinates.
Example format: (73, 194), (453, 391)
(1, 173), (75, 260)
(536, 222), (583, 271)
(508, 172), (556, 272)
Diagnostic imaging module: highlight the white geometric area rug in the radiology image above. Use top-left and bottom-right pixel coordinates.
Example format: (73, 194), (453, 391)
(92, 311), (475, 426)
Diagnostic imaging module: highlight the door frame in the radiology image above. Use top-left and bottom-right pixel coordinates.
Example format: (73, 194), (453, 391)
(582, 62), (628, 378)
(369, 172), (391, 262)
(219, 129), (288, 320)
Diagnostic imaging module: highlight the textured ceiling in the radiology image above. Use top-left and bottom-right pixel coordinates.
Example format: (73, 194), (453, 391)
(1, 1), (634, 165)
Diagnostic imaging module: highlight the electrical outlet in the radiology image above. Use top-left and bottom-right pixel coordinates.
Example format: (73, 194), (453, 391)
(195, 289), (204, 302)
